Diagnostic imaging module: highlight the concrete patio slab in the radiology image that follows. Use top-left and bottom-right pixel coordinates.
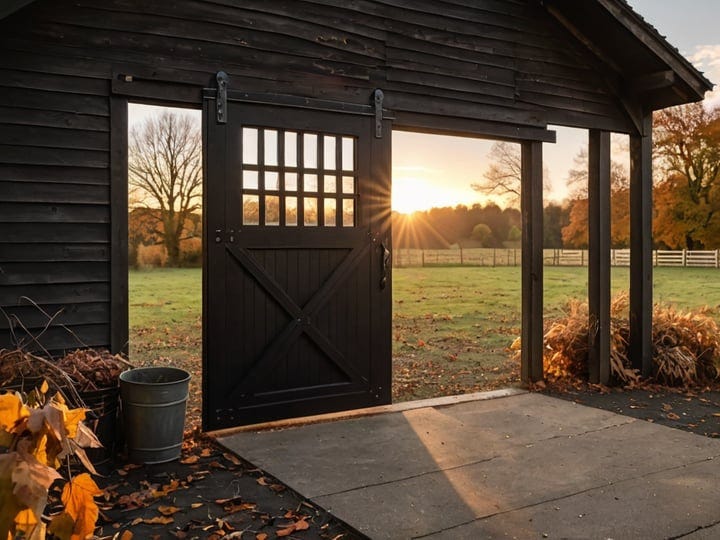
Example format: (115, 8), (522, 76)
(217, 392), (720, 539)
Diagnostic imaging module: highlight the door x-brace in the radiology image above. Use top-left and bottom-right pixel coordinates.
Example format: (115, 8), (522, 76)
(225, 239), (373, 401)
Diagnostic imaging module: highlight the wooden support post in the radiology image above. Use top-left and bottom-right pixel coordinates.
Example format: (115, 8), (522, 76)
(588, 130), (611, 384)
(110, 97), (129, 355)
(629, 115), (653, 377)
(521, 141), (544, 383)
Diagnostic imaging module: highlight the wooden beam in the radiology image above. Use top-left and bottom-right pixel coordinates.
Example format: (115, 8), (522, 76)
(588, 130), (611, 384)
(521, 141), (544, 383)
(627, 71), (675, 94)
(629, 114), (653, 377)
(109, 96), (129, 355)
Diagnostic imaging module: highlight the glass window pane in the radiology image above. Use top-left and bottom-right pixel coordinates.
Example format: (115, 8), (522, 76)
(243, 194), (259, 225)
(243, 170), (259, 190)
(304, 174), (318, 193)
(342, 199), (354, 227)
(323, 136), (336, 170)
(324, 199), (336, 227)
(285, 131), (297, 167)
(285, 172), (297, 192)
(265, 171), (279, 191)
(304, 133), (317, 168)
(342, 137), (354, 171)
(264, 130), (278, 166)
(265, 195), (280, 226)
(286, 196), (298, 226)
(243, 128), (258, 165)
(342, 176), (354, 194)
(324, 175), (336, 194)
(304, 197), (318, 226)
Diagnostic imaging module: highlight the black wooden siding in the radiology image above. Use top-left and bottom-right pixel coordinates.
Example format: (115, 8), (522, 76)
(0, 0), (633, 353)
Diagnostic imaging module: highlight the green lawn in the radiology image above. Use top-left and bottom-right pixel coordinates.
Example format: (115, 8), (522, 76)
(129, 266), (720, 403)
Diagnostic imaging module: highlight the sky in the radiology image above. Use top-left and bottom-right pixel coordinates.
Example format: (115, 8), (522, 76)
(393, 0), (720, 213)
(129, 2), (720, 214)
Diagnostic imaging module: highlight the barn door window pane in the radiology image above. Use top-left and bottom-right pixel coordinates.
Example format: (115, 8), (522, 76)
(324, 136), (336, 170)
(342, 176), (354, 194)
(243, 170), (258, 190)
(243, 128), (258, 165)
(304, 198), (318, 226)
(285, 132), (297, 167)
(265, 196), (280, 226)
(264, 130), (278, 166)
(324, 199), (337, 227)
(342, 137), (354, 171)
(304, 134), (318, 168)
(265, 171), (279, 191)
(324, 175), (336, 194)
(304, 174), (318, 193)
(286, 197), (298, 226)
(342, 199), (354, 227)
(285, 172), (297, 191)
(243, 195), (259, 225)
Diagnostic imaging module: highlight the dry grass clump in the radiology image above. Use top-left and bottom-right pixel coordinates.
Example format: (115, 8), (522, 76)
(542, 293), (720, 387)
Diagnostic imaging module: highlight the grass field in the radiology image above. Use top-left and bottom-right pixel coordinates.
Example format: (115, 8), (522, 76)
(129, 266), (720, 409)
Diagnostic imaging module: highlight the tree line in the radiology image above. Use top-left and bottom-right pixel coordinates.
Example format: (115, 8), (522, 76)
(128, 102), (720, 267)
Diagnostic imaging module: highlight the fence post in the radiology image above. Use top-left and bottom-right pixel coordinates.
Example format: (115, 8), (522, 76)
(421, 249), (425, 267)
(682, 249), (687, 267)
(716, 249), (719, 269)
(460, 247), (464, 266)
(492, 248), (496, 267)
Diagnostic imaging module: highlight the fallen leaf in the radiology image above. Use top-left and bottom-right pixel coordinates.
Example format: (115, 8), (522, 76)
(158, 505), (181, 516)
(276, 525), (296, 537)
(295, 517), (310, 531)
(191, 502), (204, 509)
(256, 534), (268, 540)
(223, 453), (241, 465)
(667, 412), (681, 420)
(180, 455), (200, 465)
(143, 516), (174, 525)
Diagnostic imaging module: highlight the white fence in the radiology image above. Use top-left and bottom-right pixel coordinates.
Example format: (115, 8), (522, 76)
(393, 248), (720, 268)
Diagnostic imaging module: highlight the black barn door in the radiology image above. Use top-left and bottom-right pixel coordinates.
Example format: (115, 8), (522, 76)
(203, 93), (392, 431)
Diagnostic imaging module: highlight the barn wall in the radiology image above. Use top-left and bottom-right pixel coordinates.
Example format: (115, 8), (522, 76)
(0, 0), (631, 353)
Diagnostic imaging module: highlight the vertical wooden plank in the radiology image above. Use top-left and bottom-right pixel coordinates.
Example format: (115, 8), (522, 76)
(109, 96), (128, 355)
(202, 94), (227, 430)
(588, 130), (611, 384)
(520, 140), (544, 382)
(629, 114), (653, 377)
(370, 117), (392, 404)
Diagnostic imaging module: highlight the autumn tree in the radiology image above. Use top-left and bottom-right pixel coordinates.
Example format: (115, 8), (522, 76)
(652, 103), (720, 248)
(129, 110), (203, 267)
(561, 146), (631, 248)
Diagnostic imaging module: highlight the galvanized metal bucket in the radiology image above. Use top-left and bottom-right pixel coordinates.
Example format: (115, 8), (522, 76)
(119, 367), (191, 464)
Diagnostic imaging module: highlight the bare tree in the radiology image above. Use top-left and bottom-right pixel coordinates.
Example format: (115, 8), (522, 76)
(472, 142), (522, 205)
(129, 110), (202, 266)
(472, 141), (550, 207)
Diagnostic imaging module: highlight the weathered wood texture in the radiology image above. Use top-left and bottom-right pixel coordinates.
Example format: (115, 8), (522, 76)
(0, 0), (684, 353)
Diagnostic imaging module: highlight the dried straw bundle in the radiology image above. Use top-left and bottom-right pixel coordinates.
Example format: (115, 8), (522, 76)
(541, 294), (720, 387)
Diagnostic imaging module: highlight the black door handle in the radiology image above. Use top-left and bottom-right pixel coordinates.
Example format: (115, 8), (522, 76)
(380, 241), (390, 289)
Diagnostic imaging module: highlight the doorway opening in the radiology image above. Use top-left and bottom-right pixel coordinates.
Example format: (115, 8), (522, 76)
(391, 131), (523, 402)
(126, 103), (203, 430)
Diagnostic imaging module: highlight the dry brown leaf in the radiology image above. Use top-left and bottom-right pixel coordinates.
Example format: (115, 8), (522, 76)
(295, 517), (310, 531)
(667, 412), (681, 420)
(256, 534), (268, 540)
(180, 455), (200, 465)
(223, 453), (242, 465)
(158, 505), (181, 516)
(276, 525), (296, 537)
(143, 516), (174, 525)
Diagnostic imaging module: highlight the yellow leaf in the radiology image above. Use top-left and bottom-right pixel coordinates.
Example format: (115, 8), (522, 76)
(39, 380), (49, 395)
(0, 454), (24, 540)
(61, 406), (87, 440)
(143, 516), (174, 525)
(48, 512), (75, 540)
(61, 473), (103, 540)
(0, 393), (29, 442)
(14, 508), (45, 540)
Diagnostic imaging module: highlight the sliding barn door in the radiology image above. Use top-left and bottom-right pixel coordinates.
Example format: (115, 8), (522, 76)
(203, 93), (391, 431)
